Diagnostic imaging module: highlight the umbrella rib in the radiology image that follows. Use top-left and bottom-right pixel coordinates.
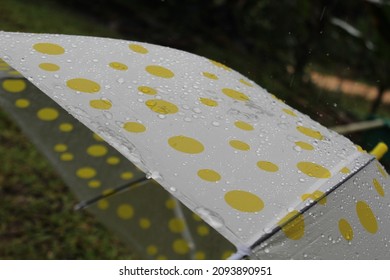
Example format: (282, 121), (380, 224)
(171, 196), (197, 259)
(249, 156), (376, 253)
(74, 176), (149, 211)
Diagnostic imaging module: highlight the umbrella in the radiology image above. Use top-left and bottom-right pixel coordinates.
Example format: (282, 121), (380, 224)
(0, 31), (389, 259)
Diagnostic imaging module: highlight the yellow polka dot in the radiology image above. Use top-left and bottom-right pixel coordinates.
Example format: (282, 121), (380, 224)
(356, 145), (365, 152)
(283, 108), (297, 117)
(234, 121), (254, 131)
(87, 144), (108, 157)
(221, 250), (234, 260)
(239, 78), (253, 87)
(222, 88), (249, 101)
(301, 191), (327, 205)
(76, 167), (97, 179)
(103, 189), (114, 196)
(88, 180), (101, 188)
(123, 122), (146, 133)
(39, 63), (60, 71)
(106, 156), (120, 165)
(89, 99), (112, 110)
(117, 204), (134, 220)
(15, 98), (30, 108)
(377, 163), (388, 178)
(120, 172), (134, 180)
(37, 107), (59, 121)
(199, 97), (218, 107)
(340, 167), (350, 174)
(197, 169), (221, 182)
(33, 43), (65, 55)
(271, 94), (284, 103)
(146, 245), (158, 256)
(278, 210), (305, 240)
(66, 78), (101, 93)
(93, 133), (104, 142)
(297, 126), (324, 140)
(194, 251), (206, 260)
(229, 140), (250, 151)
(60, 153), (74, 161)
(156, 255), (167, 260)
(2, 79), (26, 93)
(168, 135), (204, 154)
(192, 213), (202, 222)
(297, 162), (331, 178)
(59, 123), (73, 132)
(224, 190), (264, 212)
(139, 218), (151, 229)
(54, 144), (67, 152)
(129, 44), (149, 54)
(339, 219), (354, 241)
(109, 62), (128, 71)
(169, 218), (185, 233)
(257, 161), (279, 172)
(210, 59), (231, 71)
(97, 199), (109, 210)
(172, 239), (189, 255)
(295, 141), (314, 151)
(197, 225), (209, 236)
(165, 199), (176, 210)
(146, 65), (174, 78)
(145, 99), (178, 114)
(373, 178), (385, 197)
(138, 86), (157, 95)
(202, 72), (218, 80)
(356, 201), (378, 234)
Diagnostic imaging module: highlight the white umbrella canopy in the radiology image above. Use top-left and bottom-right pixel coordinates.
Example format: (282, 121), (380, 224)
(0, 31), (388, 259)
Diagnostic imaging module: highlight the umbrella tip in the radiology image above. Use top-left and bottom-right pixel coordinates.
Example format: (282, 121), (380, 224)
(227, 246), (251, 260)
(370, 142), (388, 160)
(73, 201), (87, 211)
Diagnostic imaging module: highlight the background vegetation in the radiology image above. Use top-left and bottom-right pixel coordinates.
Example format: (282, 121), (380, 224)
(0, 0), (389, 259)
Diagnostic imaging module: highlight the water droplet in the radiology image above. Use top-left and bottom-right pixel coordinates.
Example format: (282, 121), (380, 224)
(294, 146), (302, 152)
(103, 111), (113, 119)
(193, 107), (201, 114)
(195, 207), (225, 229)
(146, 171), (162, 180)
(264, 227), (272, 234)
(117, 78), (125, 84)
(212, 121), (220, 127)
(128, 152), (142, 163)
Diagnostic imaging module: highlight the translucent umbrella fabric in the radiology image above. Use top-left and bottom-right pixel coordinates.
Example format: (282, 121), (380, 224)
(0, 31), (389, 259)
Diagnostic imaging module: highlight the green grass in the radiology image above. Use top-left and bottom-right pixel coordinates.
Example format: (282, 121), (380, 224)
(0, 106), (136, 259)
